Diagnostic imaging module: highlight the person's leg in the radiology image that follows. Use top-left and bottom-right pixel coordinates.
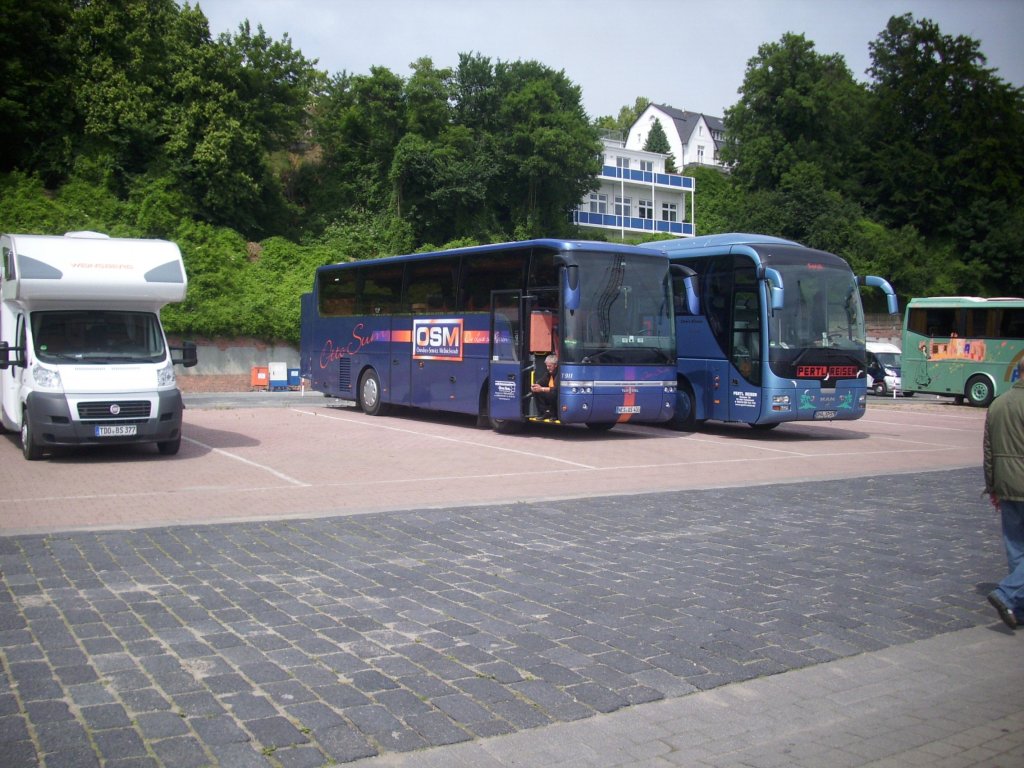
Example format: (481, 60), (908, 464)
(996, 499), (1024, 612)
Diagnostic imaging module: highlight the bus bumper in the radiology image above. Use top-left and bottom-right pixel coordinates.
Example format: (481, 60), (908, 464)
(559, 380), (676, 424)
(761, 384), (867, 423)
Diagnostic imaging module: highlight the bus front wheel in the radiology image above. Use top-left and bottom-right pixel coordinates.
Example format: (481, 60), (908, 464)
(966, 375), (995, 407)
(669, 380), (699, 431)
(359, 369), (388, 416)
(489, 416), (523, 434)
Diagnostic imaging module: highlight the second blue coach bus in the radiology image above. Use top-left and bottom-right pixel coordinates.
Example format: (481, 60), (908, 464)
(300, 240), (683, 432)
(642, 233), (898, 430)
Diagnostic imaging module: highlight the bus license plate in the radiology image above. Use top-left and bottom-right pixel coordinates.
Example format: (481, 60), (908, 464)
(616, 405), (641, 414)
(814, 410), (837, 420)
(95, 425), (137, 437)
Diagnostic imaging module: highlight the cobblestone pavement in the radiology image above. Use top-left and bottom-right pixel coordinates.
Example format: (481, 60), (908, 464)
(1, 467), (1021, 767)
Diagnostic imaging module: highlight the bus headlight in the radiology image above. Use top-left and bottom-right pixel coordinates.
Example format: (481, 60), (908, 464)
(32, 365), (62, 390)
(157, 361), (176, 387)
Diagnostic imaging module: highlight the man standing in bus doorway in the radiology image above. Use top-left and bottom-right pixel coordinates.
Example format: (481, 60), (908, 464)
(982, 357), (1024, 630)
(532, 355), (559, 418)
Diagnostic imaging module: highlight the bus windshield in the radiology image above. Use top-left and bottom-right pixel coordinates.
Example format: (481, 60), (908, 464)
(32, 310), (166, 364)
(766, 260), (866, 374)
(561, 252), (675, 365)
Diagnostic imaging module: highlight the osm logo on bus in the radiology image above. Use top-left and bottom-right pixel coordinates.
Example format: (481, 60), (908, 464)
(413, 318), (463, 361)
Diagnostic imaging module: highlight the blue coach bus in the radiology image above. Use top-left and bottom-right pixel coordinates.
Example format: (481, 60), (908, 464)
(300, 240), (683, 432)
(642, 234), (898, 430)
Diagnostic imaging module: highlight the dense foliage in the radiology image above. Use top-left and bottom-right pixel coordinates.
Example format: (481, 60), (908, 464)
(720, 16), (1024, 302)
(2, 3), (1022, 341)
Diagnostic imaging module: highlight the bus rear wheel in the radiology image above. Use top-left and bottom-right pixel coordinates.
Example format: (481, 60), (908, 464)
(359, 369), (388, 416)
(966, 375), (995, 407)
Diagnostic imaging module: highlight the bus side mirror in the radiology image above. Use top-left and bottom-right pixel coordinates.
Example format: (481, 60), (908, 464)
(761, 267), (784, 311)
(562, 265), (580, 312)
(670, 264), (699, 315)
(171, 340), (198, 368)
(859, 275), (899, 315)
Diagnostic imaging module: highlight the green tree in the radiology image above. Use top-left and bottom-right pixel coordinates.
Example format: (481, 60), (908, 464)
(723, 32), (867, 197)
(305, 66), (406, 232)
(404, 57), (452, 138)
(642, 117), (670, 153)
(642, 117), (677, 173)
(389, 126), (497, 245)
(66, 0), (185, 188)
(861, 14), (1024, 292)
(491, 59), (601, 237)
(0, 0), (76, 182)
(593, 97), (649, 139)
(161, 12), (320, 236)
(687, 166), (733, 236)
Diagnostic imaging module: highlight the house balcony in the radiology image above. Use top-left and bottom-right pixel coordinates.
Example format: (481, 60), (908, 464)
(573, 211), (694, 237)
(599, 165), (695, 189)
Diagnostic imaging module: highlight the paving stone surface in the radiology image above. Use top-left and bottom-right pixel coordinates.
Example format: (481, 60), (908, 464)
(0, 467), (1016, 767)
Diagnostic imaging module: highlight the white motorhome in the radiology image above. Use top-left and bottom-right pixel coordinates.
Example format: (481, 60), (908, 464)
(865, 341), (902, 396)
(0, 232), (197, 460)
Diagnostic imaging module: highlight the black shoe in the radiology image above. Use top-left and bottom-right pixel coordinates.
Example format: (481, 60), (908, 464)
(988, 592), (1017, 629)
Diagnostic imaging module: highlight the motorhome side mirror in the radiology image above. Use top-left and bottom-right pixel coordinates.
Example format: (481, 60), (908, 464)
(172, 340), (198, 368)
(0, 341), (8, 370)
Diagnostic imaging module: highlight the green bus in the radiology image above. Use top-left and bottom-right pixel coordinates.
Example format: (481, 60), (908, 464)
(901, 296), (1024, 406)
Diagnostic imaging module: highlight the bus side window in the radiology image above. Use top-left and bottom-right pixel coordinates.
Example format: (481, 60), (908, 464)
(1003, 309), (1024, 337)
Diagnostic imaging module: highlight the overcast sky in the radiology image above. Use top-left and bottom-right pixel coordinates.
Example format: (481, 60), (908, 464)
(192, 0), (1024, 119)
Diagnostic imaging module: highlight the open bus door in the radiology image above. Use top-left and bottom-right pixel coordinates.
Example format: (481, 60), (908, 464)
(488, 290), (528, 431)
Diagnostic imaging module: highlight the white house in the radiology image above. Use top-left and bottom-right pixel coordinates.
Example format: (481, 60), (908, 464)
(627, 103), (727, 170)
(573, 136), (695, 239)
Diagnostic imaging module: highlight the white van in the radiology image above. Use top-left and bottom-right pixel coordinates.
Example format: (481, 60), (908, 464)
(865, 341), (902, 396)
(0, 232), (197, 460)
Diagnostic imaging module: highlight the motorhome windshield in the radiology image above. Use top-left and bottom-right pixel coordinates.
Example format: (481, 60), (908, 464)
(32, 310), (166, 363)
(874, 352), (901, 369)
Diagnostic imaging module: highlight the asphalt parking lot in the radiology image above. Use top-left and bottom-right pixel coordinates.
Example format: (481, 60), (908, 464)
(2, 397), (1020, 767)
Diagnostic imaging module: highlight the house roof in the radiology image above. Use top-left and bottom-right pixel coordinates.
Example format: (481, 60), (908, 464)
(652, 104), (725, 147)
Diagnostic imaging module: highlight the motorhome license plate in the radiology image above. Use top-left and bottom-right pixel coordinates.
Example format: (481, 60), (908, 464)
(95, 425), (137, 437)
(814, 410), (837, 420)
